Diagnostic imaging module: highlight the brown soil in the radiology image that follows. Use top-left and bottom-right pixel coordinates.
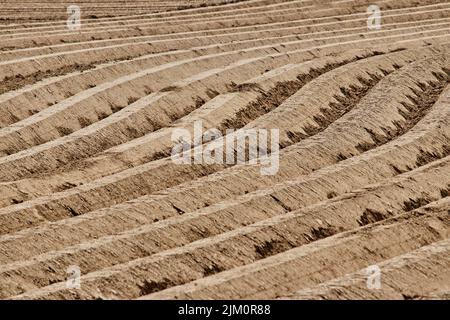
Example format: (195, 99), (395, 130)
(0, 0), (449, 301)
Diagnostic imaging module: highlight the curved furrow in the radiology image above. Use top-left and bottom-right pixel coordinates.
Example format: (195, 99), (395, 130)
(0, 0), (444, 41)
(2, 7), (448, 62)
(8, 157), (450, 299)
(0, 10), (447, 121)
(1, 2), (445, 56)
(1, 12), (447, 129)
(1, 1), (449, 300)
(139, 198), (449, 300)
(0, 2), (339, 41)
(0, 54), (309, 176)
(0, 48), (447, 247)
(0, 32), (327, 153)
(282, 235), (450, 300)
(0, 0), (389, 38)
(0, 45), (418, 209)
(2, 48), (441, 232)
(0, 46), (386, 185)
(0, 0), (272, 25)
(0, 30), (447, 180)
(0, 8), (425, 124)
(0, 0), (299, 28)
(6, 0), (442, 29)
(0, 137), (449, 297)
(1, 14), (447, 84)
(0, 1), (320, 43)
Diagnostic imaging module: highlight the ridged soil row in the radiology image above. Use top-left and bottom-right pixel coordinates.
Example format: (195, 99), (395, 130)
(1, 13), (446, 130)
(244, 49), (425, 140)
(3, 0), (291, 24)
(0, 48), (417, 226)
(0, 4), (446, 68)
(0, 45), (213, 127)
(1, 0), (443, 44)
(1, 0), (447, 52)
(0, 49), (445, 238)
(0, 0), (252, 22)
(0, 0), (336, 51)
(0, 46), (390, 188)
(2, 39), (432, 178)
(0, 50), (394, 253)
(0, 0), (294, 27)
(0, 35), (330, 155)
(0, 143), (449, 299)
(1, 71), (448, 274)
(283, 234), (450, 300)
(3, 41), (382, 171)
(4, 6), (449, 62)
(0, 0), (382, 39)
(0, 11), (376, 127)
(10, 170), (450, 299)
(1, 11), (447, 85)
(0, 50), (447, 252)
(139, 198), (449, 300)
(2, 37), (442, 205)
(0, 0), (307, 34)
(0, 52), (314, 175)
(2, 15), (446, 127)
(7, 0), (437, 30)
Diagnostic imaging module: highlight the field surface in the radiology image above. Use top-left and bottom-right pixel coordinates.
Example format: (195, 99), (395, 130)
(0, 0), (449, 300)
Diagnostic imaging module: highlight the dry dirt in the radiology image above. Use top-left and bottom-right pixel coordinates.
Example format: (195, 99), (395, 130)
(0, 0), (449, 300)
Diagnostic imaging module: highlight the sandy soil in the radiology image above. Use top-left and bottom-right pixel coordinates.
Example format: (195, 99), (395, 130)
(0, 0), (448, 300)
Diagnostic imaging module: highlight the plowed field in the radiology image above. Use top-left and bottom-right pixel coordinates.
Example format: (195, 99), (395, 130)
(0, 0), (448, 300)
